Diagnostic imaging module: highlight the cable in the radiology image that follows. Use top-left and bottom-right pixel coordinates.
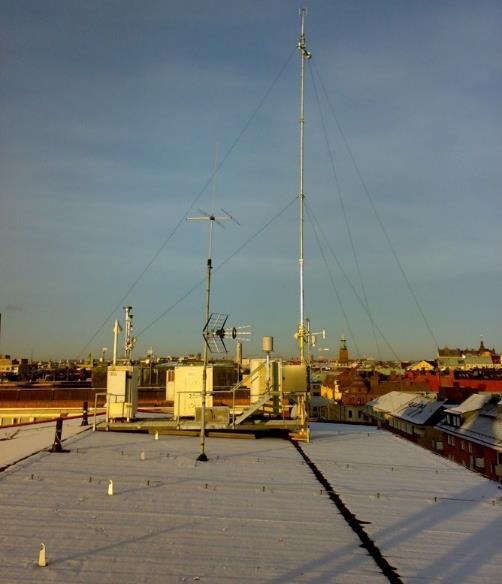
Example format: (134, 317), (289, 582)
(135, 196), (297, 338)
(312, 61), (439, 351)
(213, 197), (296, 274)
(306, 201), (401, 361)
(77, 47), (297, 358)
(135, 277), (206, 339)
(309, 64), (382, 359)
(306, 205), (362, 358)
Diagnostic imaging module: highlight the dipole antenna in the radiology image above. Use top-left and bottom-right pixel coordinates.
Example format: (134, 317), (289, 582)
(112, 320), (122, 365)
(187, 209), (239, 461)
(305, 317), (326, 364)
(297, 7), (312, 363)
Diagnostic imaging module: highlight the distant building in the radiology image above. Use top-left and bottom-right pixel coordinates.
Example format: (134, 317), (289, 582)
(0, 355), (15, 379)
(338, 336), (349, 365)
(437, 340), (499, 370)
(435, 393), (502, 482)
(0, 356), (33, 381)
(407, 360), (435, 372)
(318, 366), (433, 424)
(367, 391), (445, 450)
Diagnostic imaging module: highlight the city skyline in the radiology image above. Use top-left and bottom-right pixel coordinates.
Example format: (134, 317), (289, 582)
(1, 1), (501, 361)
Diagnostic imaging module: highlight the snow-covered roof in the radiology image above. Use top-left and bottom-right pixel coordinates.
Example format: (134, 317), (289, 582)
(449, 415), (502, 449)
(396, 397), (445, 425)
(367, 390), (420, 414)
(444, 393), (493, 414)
(0, 417), (92, 470)
(303, 424), (502, 582)
(1, 422), (501, 582)
(437, 398), (502, 449)
(368, 392), (444, 424)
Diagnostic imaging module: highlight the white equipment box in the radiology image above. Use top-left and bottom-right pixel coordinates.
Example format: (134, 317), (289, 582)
(106, 365), (140, 421)
(173, 365), (213, 418)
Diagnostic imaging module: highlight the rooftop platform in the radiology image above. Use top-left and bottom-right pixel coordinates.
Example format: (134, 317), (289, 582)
(99, 416), (302, 437)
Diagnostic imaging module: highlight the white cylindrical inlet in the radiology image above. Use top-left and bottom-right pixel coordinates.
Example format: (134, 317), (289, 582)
(262, 336), (274, 353)
(235, 341), (242, 365)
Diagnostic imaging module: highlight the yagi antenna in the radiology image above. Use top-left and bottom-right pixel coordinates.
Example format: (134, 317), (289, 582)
(203, 312), (251, 354)
(225, 324), (251, 341)
(203, 312), (229, 353)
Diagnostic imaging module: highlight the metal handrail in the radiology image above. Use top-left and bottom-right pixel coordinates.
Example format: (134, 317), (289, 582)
(93, 392), (107, 431)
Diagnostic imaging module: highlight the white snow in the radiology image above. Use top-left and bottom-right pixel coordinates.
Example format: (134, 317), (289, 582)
(0, 421), (501, 582)
(303, 423), (502, 583)
(367, 391), (418, 412)
(445, 394), (492, 414)
(0, 417), (95, 469)
(0, 425), (385, 583)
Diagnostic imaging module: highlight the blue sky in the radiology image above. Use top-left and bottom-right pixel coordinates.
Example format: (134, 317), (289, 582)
(1, 0), (501, 361)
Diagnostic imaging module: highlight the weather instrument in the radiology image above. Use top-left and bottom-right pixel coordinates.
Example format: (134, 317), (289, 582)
(123, 306), (136, 360)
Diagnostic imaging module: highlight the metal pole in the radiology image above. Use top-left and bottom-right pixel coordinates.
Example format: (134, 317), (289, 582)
(297, 8), (312, 441)
(198, 220), (214, 462)
(50, 417), (64, 452)
(306, 317), (311, 364)
(232, 384), (236, 430)
(187, 212), (231, 460)
(81, 400), (89, 426)
(297, 8), (311, 364)
(198, 261), (211, 461)
(93, 393), (98, 431)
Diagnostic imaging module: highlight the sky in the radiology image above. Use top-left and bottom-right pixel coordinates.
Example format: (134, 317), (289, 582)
(1, 0), (501, 361)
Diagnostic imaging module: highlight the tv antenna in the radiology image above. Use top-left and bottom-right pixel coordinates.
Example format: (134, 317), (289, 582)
(187, 208), (239, 461)
(203, 312), (251, 354)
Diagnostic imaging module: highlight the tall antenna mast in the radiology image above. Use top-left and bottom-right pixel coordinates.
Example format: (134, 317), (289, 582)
(297, 8), (312, 363)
